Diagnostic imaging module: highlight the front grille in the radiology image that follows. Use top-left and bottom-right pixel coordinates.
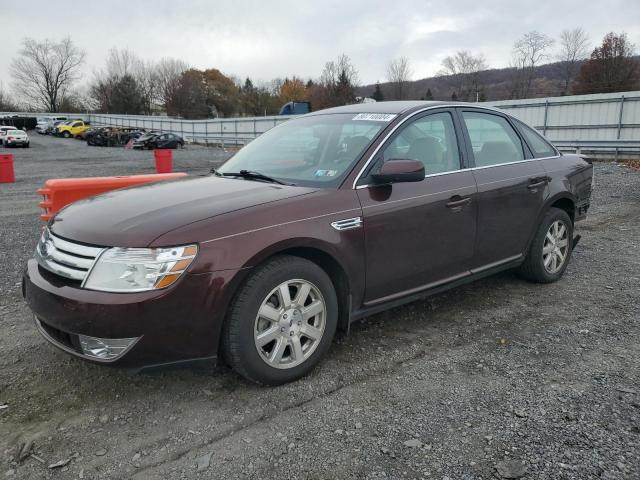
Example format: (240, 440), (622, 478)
(34, 229), (104, 283)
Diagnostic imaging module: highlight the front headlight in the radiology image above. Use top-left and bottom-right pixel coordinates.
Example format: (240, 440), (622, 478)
(84, 245), (198, 292)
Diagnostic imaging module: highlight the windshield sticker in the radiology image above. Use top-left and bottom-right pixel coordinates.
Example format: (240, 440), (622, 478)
(352, 113), (397, 122)
(314, 169), (338, 177)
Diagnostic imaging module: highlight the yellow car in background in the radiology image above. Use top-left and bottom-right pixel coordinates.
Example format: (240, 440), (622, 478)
(56, 120), (91, 138)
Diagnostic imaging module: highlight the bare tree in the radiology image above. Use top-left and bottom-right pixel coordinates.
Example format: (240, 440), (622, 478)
(90, 48), (169, 114)
(321, 54), (359, 89)
(386, 57), (413, 100)
(10, 37), (85, 112)
(315, 54), (359, 107)
(0, 82), (18, 111)
(557, 27), (590, 94)
(510, 31), (554, 98)
(439, 51), (487, 101)
(155, 58), (189, 112)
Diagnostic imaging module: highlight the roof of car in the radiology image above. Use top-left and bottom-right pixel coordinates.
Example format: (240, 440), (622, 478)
(305, 101), (506, 117)
(307, 101), (457, 116)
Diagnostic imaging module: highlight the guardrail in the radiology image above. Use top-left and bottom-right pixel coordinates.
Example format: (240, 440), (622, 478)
(553, 140), (640, 159)
(87, 114), (293, 146)
(5, 90), (640, 157)
(489, 91), (640, 158)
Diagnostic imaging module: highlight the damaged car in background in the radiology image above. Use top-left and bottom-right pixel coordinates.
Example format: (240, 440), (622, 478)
(85, 127), (146, 147)
(132, 132), (184, 150)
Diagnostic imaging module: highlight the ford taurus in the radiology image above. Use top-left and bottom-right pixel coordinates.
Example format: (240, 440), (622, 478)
(23, 101), (593, 385)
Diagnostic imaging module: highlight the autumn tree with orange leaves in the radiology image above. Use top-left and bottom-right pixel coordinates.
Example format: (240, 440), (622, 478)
(278, 77), (308, 104)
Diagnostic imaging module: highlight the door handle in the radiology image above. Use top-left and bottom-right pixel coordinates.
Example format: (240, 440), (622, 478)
(527, 177), (548, 190)
(446, 196), (471, 210)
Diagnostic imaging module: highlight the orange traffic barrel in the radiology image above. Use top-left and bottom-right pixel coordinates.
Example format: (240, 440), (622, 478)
(154, 149), (173, 173)
(0, 154), (15, 183)
(37, 172), (187, 221)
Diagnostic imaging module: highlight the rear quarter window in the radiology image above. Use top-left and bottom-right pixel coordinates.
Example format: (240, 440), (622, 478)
(515, 120), (557, 158)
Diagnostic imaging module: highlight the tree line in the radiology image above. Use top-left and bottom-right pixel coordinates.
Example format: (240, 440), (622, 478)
(2, 29), (638, 117)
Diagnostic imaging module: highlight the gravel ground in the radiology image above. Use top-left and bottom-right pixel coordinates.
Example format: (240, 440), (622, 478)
(0, 134), (639, 480)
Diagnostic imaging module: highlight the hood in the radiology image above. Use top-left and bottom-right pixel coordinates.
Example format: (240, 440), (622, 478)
(50, 176), (316, 247)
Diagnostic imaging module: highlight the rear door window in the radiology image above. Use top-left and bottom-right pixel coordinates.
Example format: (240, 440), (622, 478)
(461, 111), (525, 167)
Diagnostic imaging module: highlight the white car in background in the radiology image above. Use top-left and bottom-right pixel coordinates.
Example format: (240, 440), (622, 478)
(3, 129), (30, 148)
(0, 126), (14, 144)
(36, 116), (67, 134)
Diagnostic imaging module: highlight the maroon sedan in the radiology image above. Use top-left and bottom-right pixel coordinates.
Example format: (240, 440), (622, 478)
(23, 102), (593, 385)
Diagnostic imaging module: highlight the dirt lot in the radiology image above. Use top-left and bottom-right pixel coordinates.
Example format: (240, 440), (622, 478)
(0, 134), (639, 480)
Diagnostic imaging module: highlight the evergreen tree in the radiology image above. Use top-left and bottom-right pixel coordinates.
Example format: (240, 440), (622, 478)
(372, 82), (384, 101)
(110, 74), (144, 114)
(425, 88), (433, 100)
(451, 91), (458, 101)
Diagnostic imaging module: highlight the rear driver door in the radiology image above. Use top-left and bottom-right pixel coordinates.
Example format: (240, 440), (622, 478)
(457, 109), (547, 268)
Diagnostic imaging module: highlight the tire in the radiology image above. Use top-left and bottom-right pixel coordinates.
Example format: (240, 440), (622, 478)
(63, 131), (71, 138)
(517, 207), (573, 283)
(24, 144), (29, 148)
(221, 255), (338, 385)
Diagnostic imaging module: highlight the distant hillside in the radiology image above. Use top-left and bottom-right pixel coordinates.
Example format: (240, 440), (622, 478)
(357, 60), (586, 102)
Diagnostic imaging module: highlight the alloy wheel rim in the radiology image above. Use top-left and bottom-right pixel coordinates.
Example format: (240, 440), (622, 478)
(542, 220), (569, 274)
(254, 279), (326, 369)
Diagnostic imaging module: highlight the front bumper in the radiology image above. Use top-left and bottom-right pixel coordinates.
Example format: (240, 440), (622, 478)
(23, 259), (239, 368)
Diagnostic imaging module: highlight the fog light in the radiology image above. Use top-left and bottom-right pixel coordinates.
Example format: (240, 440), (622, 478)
(78, 335), (138, 360)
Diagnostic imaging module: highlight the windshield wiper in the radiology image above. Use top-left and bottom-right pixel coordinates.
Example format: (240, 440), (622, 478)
(213, 169), (294, 186)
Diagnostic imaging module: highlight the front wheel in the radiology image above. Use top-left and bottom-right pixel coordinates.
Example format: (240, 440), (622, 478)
(221, 255), (338, 385)
(62, 131), (71, 138)
(517, 207), (573, 283)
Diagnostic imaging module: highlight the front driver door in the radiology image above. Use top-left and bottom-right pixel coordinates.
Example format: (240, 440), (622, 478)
(356, 109), (478, 305)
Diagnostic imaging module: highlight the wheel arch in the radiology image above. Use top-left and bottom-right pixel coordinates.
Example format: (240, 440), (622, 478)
(215, 239), (354, 354)
(540, 192), (576, 223)
(525, 192), (576, 254)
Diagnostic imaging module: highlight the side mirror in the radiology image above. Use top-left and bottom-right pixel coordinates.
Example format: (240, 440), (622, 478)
(371, 159), (425, 184)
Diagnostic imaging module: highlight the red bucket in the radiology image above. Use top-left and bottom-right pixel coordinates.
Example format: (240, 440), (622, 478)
(0, 154), (15, 183)
(154, 149), (173, 173)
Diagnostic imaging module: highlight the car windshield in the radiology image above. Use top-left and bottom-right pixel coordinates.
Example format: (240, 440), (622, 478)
(8, 130), (24, 135)
(217, 113), (391, 187)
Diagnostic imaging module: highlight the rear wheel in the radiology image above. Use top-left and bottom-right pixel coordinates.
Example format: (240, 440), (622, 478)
(222, 255), (338, 385)
(517, 207), (573, 283)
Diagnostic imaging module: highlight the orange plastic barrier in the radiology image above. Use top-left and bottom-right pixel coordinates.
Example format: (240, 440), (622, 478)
(37, 173), (187, 221)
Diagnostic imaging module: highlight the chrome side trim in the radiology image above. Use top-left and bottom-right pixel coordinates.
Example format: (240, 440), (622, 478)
(363, 254), (524, 307)
(331, 217), (362, 231)
(355, 156), (561, 189)
(351, 103), (561, 188)
(469, 254), (523, 274)
(356, 167), (468, 189)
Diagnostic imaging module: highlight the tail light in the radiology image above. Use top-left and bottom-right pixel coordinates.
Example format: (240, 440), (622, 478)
(7, 137), (14, 141)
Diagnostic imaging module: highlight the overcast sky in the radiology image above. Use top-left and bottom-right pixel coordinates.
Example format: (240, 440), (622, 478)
(2, 0), (639, 91)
